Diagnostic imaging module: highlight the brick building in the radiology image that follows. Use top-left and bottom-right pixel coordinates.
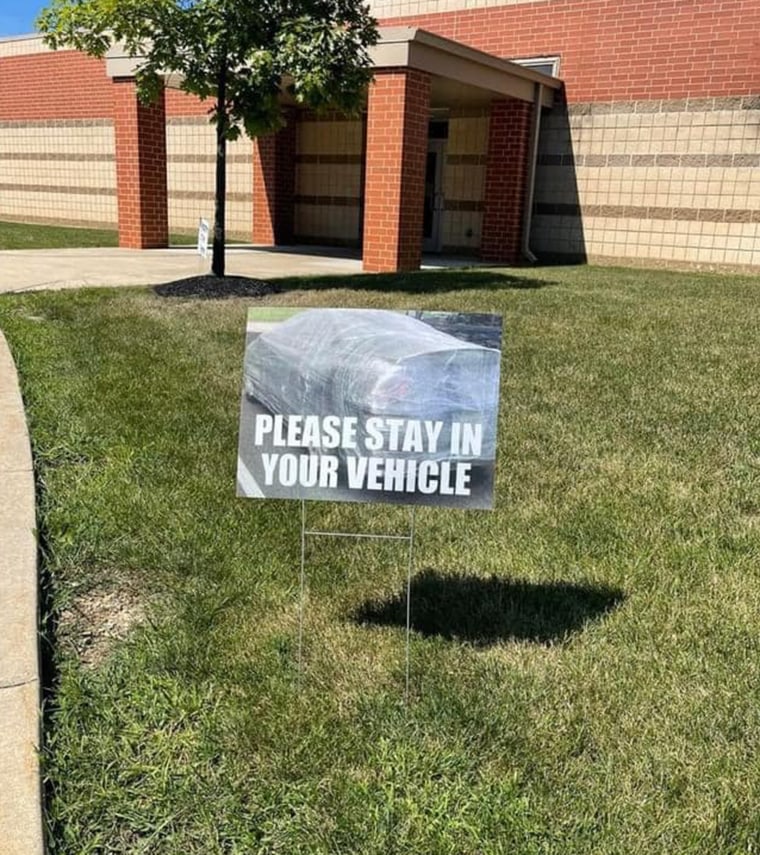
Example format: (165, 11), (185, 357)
(1, 0), (758, 271)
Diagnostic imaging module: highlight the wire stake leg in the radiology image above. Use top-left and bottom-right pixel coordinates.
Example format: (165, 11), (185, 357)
(297, 498), (306, 690)
(404, 506), (416, 706)
(297, 502), (417, 704)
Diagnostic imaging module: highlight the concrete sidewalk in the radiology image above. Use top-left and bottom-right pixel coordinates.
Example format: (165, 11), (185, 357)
(0, 333), (44, 855)
(0, 244), (364, 293)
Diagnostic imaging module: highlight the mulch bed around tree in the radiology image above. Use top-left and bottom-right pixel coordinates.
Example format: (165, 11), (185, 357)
(153, 275), (282, 300)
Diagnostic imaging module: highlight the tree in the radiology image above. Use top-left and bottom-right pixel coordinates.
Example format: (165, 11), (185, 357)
(38, 0), (378, 277)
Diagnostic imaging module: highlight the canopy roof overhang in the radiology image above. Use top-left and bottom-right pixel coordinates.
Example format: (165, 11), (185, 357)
(370, 27), (561, 109)
(106, 26), (562, 109)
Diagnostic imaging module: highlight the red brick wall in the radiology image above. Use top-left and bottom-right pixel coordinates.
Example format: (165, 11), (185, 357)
(0, 51), (212, 121)
(3, 0), (755, 117)
(381, 0), (760, 102)
(481, 99), (532, 263)
(362, 69), (431, 272)
(253, 116), (297, 245)
(113, 79), (168, 248)
(165, 88), (210, 117)
(0, 51), (113, 119)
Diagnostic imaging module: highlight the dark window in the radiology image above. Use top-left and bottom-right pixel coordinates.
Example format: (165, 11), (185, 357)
(428, 120), (449, 140)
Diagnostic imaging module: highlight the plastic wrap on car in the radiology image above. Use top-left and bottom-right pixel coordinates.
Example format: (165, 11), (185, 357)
(243, 309), (501, 459)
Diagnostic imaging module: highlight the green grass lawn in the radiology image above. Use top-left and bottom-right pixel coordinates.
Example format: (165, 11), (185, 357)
(0, 219), (241, 250)
(0, 220), (120, 250)
(1, 265), (759, 854)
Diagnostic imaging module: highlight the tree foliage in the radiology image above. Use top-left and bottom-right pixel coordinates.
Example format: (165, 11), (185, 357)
(38, 0), (378, 275)
(38, 0), (378, 138)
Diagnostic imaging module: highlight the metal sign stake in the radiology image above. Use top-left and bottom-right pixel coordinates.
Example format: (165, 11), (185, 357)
(404, 506), (416, 705)
(297, 498), (307, 690)
(297, 501), (417, 703)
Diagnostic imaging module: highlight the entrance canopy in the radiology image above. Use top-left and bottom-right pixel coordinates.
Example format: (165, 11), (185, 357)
(369, 27), (561, 108)
(105, 26), (562, 106)
(104, 29), (563, 270)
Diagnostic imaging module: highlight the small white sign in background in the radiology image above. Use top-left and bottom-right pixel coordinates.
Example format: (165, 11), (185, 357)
(197, 218), (210, 258)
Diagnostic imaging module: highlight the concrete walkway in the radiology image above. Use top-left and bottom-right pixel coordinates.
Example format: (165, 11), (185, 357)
(0, 332), (44, 855)
(0, 245), (364, 293)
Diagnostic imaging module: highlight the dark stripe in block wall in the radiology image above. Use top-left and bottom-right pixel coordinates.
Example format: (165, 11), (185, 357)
(565, 95), (760, 116)
(446, 154), (487, 166)
(295, 154), (363, 164)
(168, 154), (252, 164)
(0, 152), (114, 162)
(294, 195), (361, 208)
(534, 203), (760, 223)
(0, 183), (115, 196)
(0, 119), (113, 128)
(539, 153), (760, 168)
(169, 190), (251, 202)
(444, 199), (484, 212)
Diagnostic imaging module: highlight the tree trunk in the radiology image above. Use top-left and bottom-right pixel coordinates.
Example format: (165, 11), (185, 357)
(212, 60), (228, 278)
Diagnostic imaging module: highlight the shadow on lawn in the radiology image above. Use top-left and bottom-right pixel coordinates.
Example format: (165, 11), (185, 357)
(278, 269), (556, 295)
(351, 569), (624, 645)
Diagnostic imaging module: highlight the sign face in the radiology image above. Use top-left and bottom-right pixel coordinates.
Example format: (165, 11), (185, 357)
(236, 307), (502, 509)
(197, 218), (210, 258)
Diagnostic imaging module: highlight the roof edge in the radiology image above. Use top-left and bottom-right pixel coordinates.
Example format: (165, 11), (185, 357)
(374, 26), (563, 90)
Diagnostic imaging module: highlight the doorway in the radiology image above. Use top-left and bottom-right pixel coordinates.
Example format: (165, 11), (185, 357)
(423, 136), (446, 253)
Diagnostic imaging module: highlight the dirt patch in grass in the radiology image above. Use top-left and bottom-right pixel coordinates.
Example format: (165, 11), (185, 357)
(153, 275), (281, 300)
(59, 587), (145, 669)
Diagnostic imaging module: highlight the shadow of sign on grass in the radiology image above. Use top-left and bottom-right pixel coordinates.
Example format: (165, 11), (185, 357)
(351, 569), (625, 645)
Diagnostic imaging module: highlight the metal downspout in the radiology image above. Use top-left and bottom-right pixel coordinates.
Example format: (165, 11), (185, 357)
(521, 82), (543, 263)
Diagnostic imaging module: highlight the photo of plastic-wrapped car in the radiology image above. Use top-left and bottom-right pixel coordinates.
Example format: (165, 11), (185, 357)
(237, 307), (502, 509)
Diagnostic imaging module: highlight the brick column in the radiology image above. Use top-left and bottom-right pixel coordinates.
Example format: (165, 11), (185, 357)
(481, 99), (533, 264)
(112, 79), (168, 249)
(252, 113), (296, 245)
(362, 70), (431, 273)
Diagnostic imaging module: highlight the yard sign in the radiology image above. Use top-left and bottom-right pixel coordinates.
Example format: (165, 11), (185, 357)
(237, 306), (502, 509)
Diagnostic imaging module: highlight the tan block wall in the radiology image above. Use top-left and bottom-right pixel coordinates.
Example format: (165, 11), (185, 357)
(533, 97), (760, 269)
(0, 36), (53, 58)
(441, 110), (489, 253)
(166, 118), (253, 239)
(0, 119), (117, 227)
(294, 115), (363, 245)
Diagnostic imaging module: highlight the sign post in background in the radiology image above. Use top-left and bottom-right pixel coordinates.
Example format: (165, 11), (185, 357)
(197, 217), (210, 259)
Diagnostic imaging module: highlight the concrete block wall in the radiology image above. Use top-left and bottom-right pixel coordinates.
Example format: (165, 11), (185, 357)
(164, 89), (253, 241)
(441, 109), (488, 254)
(294, 112), (364, 246)
(0, 120), (116, 228)
(166, 118), (254, 240)
(534, 97), (760, 268)
(0, 38), (117, 228)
